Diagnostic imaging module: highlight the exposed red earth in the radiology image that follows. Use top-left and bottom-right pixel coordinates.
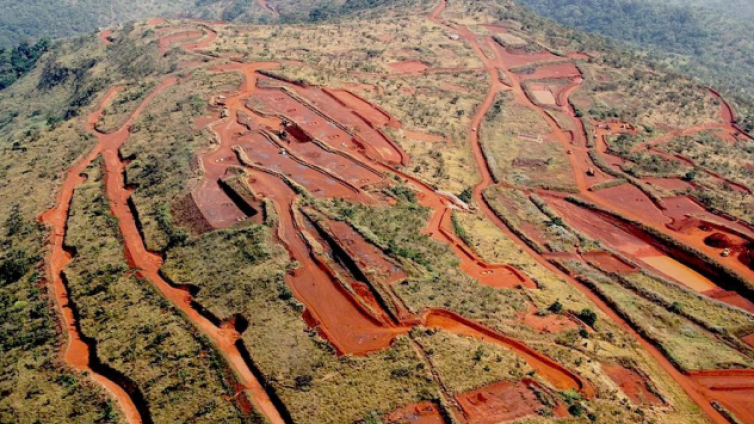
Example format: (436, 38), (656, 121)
(99, 29), (113, 45)
(386, 401), (445, 424)
(455, 380), (559, 424)
(40, 87), (144, 424)
(41, 31), (286, 424)
(602, 363), (664, 406)
(128, 19), (602, 424)
(157, 30), (204, 54)
(689, 370), (754, 424)
(388, 60), (430, 74)
(256, 0), (279, 17)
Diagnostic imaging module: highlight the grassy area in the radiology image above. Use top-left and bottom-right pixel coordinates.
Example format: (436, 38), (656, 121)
(562, 260), (753, 371)
(480, 92), (577, 191)
(0, 28), (178, 423)
(0, 193), (113, 423)
(482, 185), (580, 253)
(64, 161), (246, 423)
(94, 80), (156, 133)
(664, 132), (754, 223)
(622, 272), (754, 334)
(412, 328), (535, 393)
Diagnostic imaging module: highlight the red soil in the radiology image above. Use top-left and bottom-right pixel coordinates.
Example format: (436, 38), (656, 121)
(325, 88), (394, 128)
(642, 177), (694, 191)
(386, 401), (445, 424)
(327, 220), (408, 284)
(157, 30), (203, 54)
(689, 370), (754, 424)
(518, 302), (578, 333)
(440, 82), (471, 93)
(43, 17), (607, 424)
(287, 83), (406, 163)
(743, 333), (754, 349)
(547, 196), (718, 292)
(256, 0), (279, 17)
(430, 208), (535, 289)
(704, 289), (754, 314)
(592, 183), (670, 227)
(518, 62), (581, 81)
(192, 173), (250, 229)
(40, 87), (144, 424)
(663, 196), (754, 239)
(250, 170), (407, 355)
(424, 310), (592, 395)
(603, 363), (663, 406)
(583, 252), (639, 274)
(236, 131), (366, 201)
(43, 54), (287, 423)
(99, 29), (113, 45)
(426, 3), (740, 421)
(389, 60), (430, 74)
(250, 84), (405, 165)
(455, 380), (544, 424)
(402, 129), (446, 143)
(147, 18), (166, 26)
(495, 48), (560, 69)
(280, 130), (384, 189)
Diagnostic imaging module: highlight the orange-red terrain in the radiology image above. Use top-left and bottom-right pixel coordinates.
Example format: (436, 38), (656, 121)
(40, 4), (754, 424)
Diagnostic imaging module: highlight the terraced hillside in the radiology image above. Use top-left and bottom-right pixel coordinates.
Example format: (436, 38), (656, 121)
(2, 1), (754, 424)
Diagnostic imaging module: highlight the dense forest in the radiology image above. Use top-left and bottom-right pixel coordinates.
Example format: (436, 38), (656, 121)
(0, 38), (49, 90)
(0, 0), (366, 49)
(516, 0), (754, 104)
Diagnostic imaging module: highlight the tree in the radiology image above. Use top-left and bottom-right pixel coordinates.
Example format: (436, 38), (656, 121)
(577, 308), (597, 327)
(548, 300), (563, 314)
(4, 204), (24, 237)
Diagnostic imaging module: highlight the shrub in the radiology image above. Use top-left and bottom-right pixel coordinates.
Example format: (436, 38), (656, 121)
(577, 308), (598, 327)
(548, 300), (563, 314)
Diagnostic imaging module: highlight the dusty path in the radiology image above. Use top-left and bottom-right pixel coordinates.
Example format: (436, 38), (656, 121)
(427, 1), (735, 423)
(40, 87), (144, 424)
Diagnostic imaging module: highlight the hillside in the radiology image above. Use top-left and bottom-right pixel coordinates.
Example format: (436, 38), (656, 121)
(2, 1), (754, 424)
(0, 0), (389, 49)
(516, 0), (754, 131)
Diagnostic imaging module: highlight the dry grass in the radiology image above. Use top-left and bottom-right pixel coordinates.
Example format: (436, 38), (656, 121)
(564, 260), (754, 371)
(413, 328), (535, 393)
(480, 92), (577, 191)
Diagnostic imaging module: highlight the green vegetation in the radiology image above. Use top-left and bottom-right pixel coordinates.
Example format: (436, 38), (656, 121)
(0, 38), (50, 90)
(562, 260), (753, 371)
(480, 92), (577, 192)
(412, 328), (535, 393)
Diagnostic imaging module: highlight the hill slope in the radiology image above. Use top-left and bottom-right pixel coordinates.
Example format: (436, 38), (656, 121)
(516, 0), (754, 116)
(3, 1), (754, 424)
